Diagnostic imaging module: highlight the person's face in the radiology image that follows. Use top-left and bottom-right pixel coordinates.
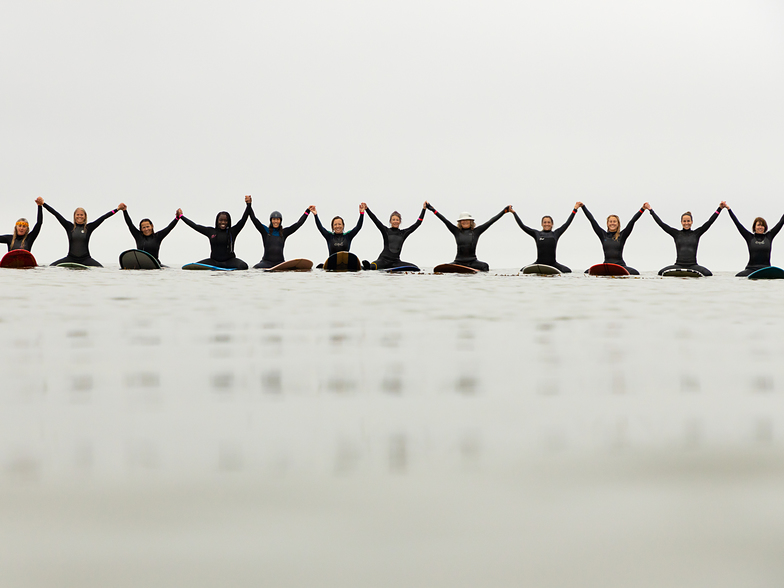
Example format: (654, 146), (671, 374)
(217, 214), (229, 230)
(15, 222), (28, 236)
(74, 209), (86, 224)
(681, 215), (692, 230)
(458, 219), (472, 229)
(140, 221), (154, 236)
(390, 215), (401, 229)
(755, 221), (766, 234)
(271, 218), (281, 229)
(607, 217), (619, 232)
(332, 219), (344, 234)
(541, 217), (553, 231)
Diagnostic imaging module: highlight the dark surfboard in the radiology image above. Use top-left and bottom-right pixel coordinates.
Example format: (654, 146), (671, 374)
(182, 263), (237, 271)
(323, 251), (361, 272)
(588, 263), (630, 276)
(662, 268), (703, 278)
(266, 258), (313, 272)
(521, 264), (561, 276)
(120, 249), (161, 270)
(748, 266), (784, 280)
(381, 264), (421, 273)
(433, 263), (479, 274)
(0, 250), (37, 269)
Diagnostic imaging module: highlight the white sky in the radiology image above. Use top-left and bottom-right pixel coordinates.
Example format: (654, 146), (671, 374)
(2, 0), (783, 270)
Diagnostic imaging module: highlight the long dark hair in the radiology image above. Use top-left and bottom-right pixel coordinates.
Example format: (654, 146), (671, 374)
(215, 211), (233, 251)
(139, 218), (154, 235)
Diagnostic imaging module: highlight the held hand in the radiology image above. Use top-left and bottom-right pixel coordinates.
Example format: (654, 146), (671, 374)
(426, 202), (435, 212)
(176, 208), (183, 217)
(423, 201), (428, 210)
(504, 205), (513, 213)
(308, 205), (317, 214)
(359, 202), (367, 212)
(720, 201), (728, 209)
(574, 201), (583, 209)
(35, 197), (44, 206)
(118, 202), (127, 211)
(245, 195), (252, 204)
(643, 202), (651, 210)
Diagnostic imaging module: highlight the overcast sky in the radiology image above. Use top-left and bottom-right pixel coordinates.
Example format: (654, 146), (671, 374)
(2, 0), (783, 270)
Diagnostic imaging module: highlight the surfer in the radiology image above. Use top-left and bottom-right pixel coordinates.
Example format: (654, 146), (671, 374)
(1, 197), (44, 252)
(647, 202), (726, 276)
(427, 203), (511, 271)
(43, 201), (121, 267)
(580, 204), (646, 275)
(361, 203), (427, 270)
(724, 203), (784, 276)
(117, 203), (179, 263)
(512, 203), (582, 273)
(249, 206), (311, 269)
(312, 203), (365, 266)
(179, 195), (253, 270)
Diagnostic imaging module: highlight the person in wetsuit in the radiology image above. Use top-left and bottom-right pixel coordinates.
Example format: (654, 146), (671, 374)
(725, 204), (784, 276)
(647, 202), (726, 276)
(249, 206), (311, 269)
(512, 202), (583, 273)
(362, 202), (427, 270)
(1, 198), (44, 252)
(312, 203), (366, 266)
(179, 195), (252, 270)
(117, 203), (179, 263)
(43, 201), (121, 267)
(580, 204), (647, 275)
(427, 203), (511, 271)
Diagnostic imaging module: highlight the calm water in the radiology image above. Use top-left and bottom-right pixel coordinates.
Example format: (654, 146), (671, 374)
(1, 267), (783, 587)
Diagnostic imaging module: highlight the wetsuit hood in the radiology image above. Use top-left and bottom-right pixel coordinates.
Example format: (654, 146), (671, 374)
(215, 211), (231, 228)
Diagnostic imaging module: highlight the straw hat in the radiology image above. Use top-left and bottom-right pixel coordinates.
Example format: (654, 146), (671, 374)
(457, 212), (474, 221)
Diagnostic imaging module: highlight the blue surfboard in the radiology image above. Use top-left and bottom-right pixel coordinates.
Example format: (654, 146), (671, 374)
(182, 263), (236, 271)
(748, 266), (784, 280)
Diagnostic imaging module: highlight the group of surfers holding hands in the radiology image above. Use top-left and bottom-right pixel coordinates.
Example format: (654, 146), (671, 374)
(3, 196), (783, 277)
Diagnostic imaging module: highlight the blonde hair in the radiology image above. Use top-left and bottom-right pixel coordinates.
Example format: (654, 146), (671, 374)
(72, 208), (87, 234)
(10, 218), (29, 248)
(607, 215), (622, 241)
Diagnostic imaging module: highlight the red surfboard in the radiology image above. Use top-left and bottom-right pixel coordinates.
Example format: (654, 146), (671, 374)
(0, 249), (37, 269)
(588, 263), (630, 276)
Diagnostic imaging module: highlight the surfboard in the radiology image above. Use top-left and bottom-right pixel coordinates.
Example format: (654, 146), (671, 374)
(381, 264), (421, 273)
(433, 263), (479, 274)
(266, 258), (313, 272)
(747, 266), (784, 280)
(323, 251), (361, 272)
(182, 263), (236, 271)
(55, 262), (91, 270)
(119, 249), (161, 270)
(588, 263), (630, 276)
(0, 249), (37, 269)
(661, 268), (703, 278)
(521, 264), (562, 275)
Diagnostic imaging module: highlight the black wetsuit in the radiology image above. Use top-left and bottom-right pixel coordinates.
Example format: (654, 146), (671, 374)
(122, 210), (179, 263)
(513, 209), (577, 273)
(180, 204), (251, 270)
(364, 207), (425, 269)
(729, 209), (784, 277)
(1, 206), (43, 252)
(581, 205), (643, 275)
(314, 212), (364, 258)
(44, 203), (117, 267)
(431, 206), (506, 271)
(250, 209), (310, 269)
(651, 208), (722, 276)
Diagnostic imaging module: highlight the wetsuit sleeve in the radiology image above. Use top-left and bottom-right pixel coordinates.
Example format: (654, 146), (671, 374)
(403, 209), (427, 235)
(154, 216), (179, 241)
(43, 203), (74, 231)
(767, 212), (784, 239)
(433, 210), (458, 235)
(86, 209), (118, 233)
(230, 203), (252, 238)
(122, 209), (142, 239)
(694, 208), (722, 236)
(649, 210), (679, 237)
(282, 211), (309, 237)
(365, 207), (386, 232)
(346, 211), (364, 236)
(249, 206), (269, 236)
(0, 235), (10, 246)
(180, 215), (214, 237)
(512, 212), (537, 238)
(474, 209), (506, 237)
(313, 214), (332, 240)
(553, 208), (578, 237)
(620, 208), (644, 239)
(27, 205), (44, 244)
(581, 205), (606, 240)
(728, 209), (753, 239)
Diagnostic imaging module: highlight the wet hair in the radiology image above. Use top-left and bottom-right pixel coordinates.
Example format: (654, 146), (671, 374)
(681, 211), (693, 222)
(139, 218), (154, 234)
(214, 211), (234, 251)
(389, 211), (402, 223)
(11, 218), (29, 249)
(331, 216), (344, 232)
(753, 217), (768, 232)
(72, 208), (87, 234)
(606, 215), (622, 241)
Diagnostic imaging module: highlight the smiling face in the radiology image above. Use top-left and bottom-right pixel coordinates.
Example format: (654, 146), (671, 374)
(73, 208), (87, 225)
(681, 214), (693, 230)
(140, 221), (154, 237)
(217, 214), (229, 230)
(332, 218), (344, 234)
(271, 218), (281, 229)
(541, 216), (553, 231)
(458, 219), (472, 230)
(755, 221), (766, 234)
(606, 216), (620, 232)
(15, 221), (29, 237)
(390, 215), (401, 229)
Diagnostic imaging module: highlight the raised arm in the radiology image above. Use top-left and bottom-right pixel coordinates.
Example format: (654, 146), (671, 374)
(648, 209), (679, 237)
(474, 207), (510, 237)
(122, 209), (142, 238)
(427, 203), (458, 235)
(86, 207), (119, 232)
(345, 208), (364, 237)
(313, 212), (332, 240)
(402, 206), (427, 235)
(42, 203), (73, 231)
(248, 206), (268, 236)
(230, 201), (252, 238)
(767, 212), (784, 239)
(282, 210), (310, 237)
(28, 200), (45, 242)
(580, 205), (606, 239)
(512, 211), (537, 238)
(693, 206), (722, 236)
(179, 214), (214, 237)
(619, 207), (645, 239)
(553, 204), (580, 237)
(154, 215), (180, 241)
(364, 206), (386, 233)
(727, 208), (752, 239)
